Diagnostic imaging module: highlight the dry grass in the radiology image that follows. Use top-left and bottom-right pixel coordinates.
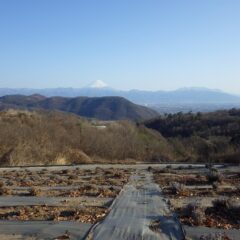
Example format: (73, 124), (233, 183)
(0, 205), (107, 223)
(178, 203), (206, 226)
(0, 109), (175, 166)
(0, 167), (131, 197)
(176, 199), (240, 229)
(0, 187), (12, 196)
(28, 187), (42, 196)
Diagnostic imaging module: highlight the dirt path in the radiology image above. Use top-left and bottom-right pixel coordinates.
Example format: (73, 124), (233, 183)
(87, 169), (184, 240)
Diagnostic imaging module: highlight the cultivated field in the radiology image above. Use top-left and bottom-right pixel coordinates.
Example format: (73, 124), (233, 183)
(0, 164), (239, 239)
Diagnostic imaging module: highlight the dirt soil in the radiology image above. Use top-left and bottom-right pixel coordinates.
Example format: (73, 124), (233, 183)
(153, 165), (240, 230)
(0, 205), (107, 223)
(0, 164), (239, 239)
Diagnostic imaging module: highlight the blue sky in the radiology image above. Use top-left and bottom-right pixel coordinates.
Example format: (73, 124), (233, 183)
(0, 0), (239, 93)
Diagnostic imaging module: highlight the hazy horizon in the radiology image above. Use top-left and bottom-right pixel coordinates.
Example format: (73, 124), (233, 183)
(1, 1), (240, 94)
(0, 81), (239, 96)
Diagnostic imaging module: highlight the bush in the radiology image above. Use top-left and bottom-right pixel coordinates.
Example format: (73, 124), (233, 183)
(29, 187), (41, 196)
(170, 182), (189, 196)
(212, 199), (235, 210)
(182, 203), (205, 225)
(212, 182), (220, 190)
(207, 170), (223, 183)
(0, 187), (12, 195)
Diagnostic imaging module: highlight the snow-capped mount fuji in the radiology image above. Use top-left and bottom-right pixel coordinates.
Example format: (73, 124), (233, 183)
(78, 80), (115, 97)
(87, 80), (109, 89)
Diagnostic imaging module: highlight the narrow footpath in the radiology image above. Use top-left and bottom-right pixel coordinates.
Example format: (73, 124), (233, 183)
(87, 169), (185, 240)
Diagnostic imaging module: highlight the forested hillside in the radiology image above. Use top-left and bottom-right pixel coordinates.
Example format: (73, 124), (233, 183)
(0, 108), (239, 166)
(144, 109), (240, 163)
(0, 95), (158, 121)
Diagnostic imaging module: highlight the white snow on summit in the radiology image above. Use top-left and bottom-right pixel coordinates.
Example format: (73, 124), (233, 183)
(88, 80), (108, 88)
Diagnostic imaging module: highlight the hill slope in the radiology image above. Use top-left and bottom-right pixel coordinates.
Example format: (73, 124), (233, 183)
(0, 108), (239, 166)
(144, 109), (240, 163)
(0, 95), (158, 121)
(0, 109), (172, 166)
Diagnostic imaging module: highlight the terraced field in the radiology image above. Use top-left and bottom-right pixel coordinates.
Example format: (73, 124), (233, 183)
(0, 164), (239, 240)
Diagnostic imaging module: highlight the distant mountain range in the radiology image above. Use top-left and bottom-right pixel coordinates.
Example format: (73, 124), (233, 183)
(0, 95), (158, 121)
(1, 82), (240, 106)
(0, 81), (240, 113)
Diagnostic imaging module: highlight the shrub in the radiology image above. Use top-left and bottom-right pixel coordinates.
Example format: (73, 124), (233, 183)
(212, 199), (234, 210)
(212, 182), (220, 190)
(182, 203), (205, 225)
(29, 187), (41, 196)
(207, 170), (223, 183)
(169, 182), (189, 196)
(0, 187), (12, 195)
